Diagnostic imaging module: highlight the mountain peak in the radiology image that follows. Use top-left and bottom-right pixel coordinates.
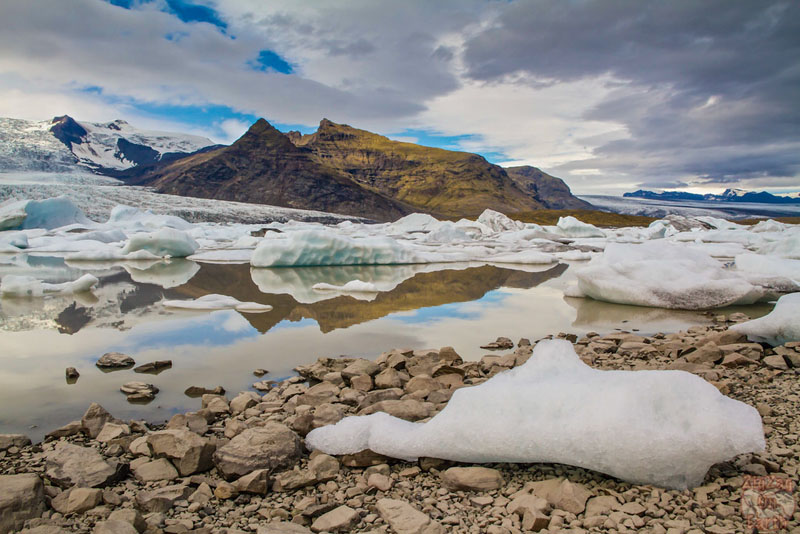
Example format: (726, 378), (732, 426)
(49, 115), (87, 148)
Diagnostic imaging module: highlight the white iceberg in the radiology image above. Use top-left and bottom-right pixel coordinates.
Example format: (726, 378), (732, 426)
(731, 293), (800, 346)
(556, 216), (605, 238)
(121, 228), (199, 258)
(0, 273), (98, 297)
(388, 213), (441, 233)
(162, 294), (272, 313)
(251, 229), (423, 267)
(760, 233), (800, 259)
(476, 209), (525, 233)
(489, 250), (556, 265)
(108, 205), (193, 231)
(307, 340), (764, 489)
(575, 242), (770, 310)
(1, 197), (92, 230)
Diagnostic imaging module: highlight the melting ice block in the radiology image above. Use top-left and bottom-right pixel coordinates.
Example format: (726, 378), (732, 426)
(476, 209), (525, 233)
(575, 242), (772, 310)
(556, 216), (605, 238)
(0, 274), (98, 297)
(306, 339), (765, 489)
(163, 294), (272, 313)
(121, 228), (199, 258)
(731, 293), (800, 346)
(251, 229), (423, 267)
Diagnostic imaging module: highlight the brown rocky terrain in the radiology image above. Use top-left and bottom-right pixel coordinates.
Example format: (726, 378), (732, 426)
(3, 314), (797, 534)
(128, 118), (592, 222)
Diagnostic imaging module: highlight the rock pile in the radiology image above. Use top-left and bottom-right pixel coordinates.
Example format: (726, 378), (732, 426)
(1, 317), (798, 533)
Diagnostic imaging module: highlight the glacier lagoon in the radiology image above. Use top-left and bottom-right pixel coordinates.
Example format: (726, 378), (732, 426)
(0, 255), (772, 441)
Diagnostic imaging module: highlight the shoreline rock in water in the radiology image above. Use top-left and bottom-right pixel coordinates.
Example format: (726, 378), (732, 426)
(1, 317), (798, 533)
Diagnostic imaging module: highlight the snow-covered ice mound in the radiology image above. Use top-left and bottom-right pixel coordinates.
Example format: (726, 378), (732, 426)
(0, 273), (98, 297)
(476, 209), (525, 233)
(251, 229), (424, 267)
(121, 228), (199, 258)
(574, 242), (776, 310)
(307, 339), (764, 489)
(556, 216), (605, 238)
(731, 293), (800, 346)
(162, 294), (272, 313)
(735, 253), (800, 282)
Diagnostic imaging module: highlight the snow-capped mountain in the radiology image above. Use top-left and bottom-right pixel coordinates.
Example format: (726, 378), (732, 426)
(0, 115), (215, 173)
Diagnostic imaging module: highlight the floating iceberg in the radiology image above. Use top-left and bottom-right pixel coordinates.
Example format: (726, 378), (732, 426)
(0, 273), (98, 297)
(0, 197), (92, 230)
(476, 209), (525, 233)
(307, 340), (764, 489)
(556, 216), (605, 238)
(731, 293), (800, 346)
(575, 242), (771, 310)
(108, 205), (193, 231)
(388, 213), (441, 233)
(162, 294), (272, 313)
(251, 229), (423, 267)
(121, 228), (199, 258)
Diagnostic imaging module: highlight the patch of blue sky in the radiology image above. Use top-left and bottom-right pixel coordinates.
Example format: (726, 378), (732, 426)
(249, 50), (294, 75)
(120, 314), (258, 354)
(390, 290), (509, 325)
(388, 129), (509, 164)
(103, 0), (227, 30)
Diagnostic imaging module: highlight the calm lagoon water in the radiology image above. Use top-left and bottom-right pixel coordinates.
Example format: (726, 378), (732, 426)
(0, 255), (771, 440)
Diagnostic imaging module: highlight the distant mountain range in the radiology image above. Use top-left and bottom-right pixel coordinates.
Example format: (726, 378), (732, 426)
(0, 115), (592, 221)
(624, 188), (800, 204)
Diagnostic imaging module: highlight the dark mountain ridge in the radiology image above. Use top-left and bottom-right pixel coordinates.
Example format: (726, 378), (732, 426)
(625, 188), (800, 204)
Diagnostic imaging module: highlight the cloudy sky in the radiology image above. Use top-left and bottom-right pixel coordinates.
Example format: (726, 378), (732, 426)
(1, 0), (798, 195)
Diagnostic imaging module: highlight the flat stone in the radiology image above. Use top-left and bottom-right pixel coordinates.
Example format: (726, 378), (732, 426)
(96, 352), (135, 369)
(147, 429), (215, 476)
(184, 385), (225, 397)
(763, 355), (788, 370)
(528, 478), (591, 515)
(230, 392), (260, 415)
(132, 458), (179, 482)
(46, 421), (84, 440)
(166, 412), (209, 435)
(95, 422), (130, 443)
(0, 433), (31, 451)
(374, 368), (404, 389)
(233, 469), (270, 495)
(310, 505), (359, 533)
(376, 498), (444, 534)
(358, 399), (431, 421)
(367, 473), (393, 491)
(257, 523), (312, 534)
(120, 382), (159, 401)
(441, 467), (504, 491)
(0, 474), (45, 533)
(481, 337), (514, 350)
(51, 487), (102, 514)
(93, 520), (139, 534)
(133, 360), (172, 374)
(585, 495), (620, 516)
(213, 424), (302, 480)
(135, 484), (191, 513)
(341, 359), (380, 380)
(45, 442), (120, 488)
(340, 449), (389, 467)
(720, 353), (758, 367)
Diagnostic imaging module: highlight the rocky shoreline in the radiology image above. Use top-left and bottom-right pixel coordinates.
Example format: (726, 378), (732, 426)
(2, 315), (799, 534)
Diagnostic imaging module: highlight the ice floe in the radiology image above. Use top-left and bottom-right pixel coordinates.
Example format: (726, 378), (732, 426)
(0, 273), (98, 297)
(555, 216), (605, 238)
(306, 339), (764, 489)
(731, 293), (800, 346)
(162, 294), (272, 313)
(251, 229), (424, 267)
(573, 242), (784, 310)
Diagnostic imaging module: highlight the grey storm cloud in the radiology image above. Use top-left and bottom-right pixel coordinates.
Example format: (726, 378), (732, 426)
(463, 0), (800, 188)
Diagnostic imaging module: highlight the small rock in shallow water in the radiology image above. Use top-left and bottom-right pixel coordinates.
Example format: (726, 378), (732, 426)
(184, 385), (225, 397)
(480, 337), (514, 350)
(96, 352), (135, 369)
(134, 360), (172, 374)
(120, 381), (159, 402)
(65, 367), (79, 381)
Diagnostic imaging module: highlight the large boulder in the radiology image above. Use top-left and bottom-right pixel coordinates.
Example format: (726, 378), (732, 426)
(135, 484), (192, 513)
(0, 474), (45, 533)
(96, 352), (135, 369)
(146, 429), (215, 476)
(45, 443), (121, 488)
(213, 424), (302, 480)
(81, 403), (114, 439)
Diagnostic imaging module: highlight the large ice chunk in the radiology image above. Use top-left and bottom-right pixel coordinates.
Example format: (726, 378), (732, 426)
(0, 197), (92, 230)
(556, 216), (605, 238)
(760, 233), (800, 259)
(575, 242), (769, 310)
(388, 213), (441, 233)
(736, 253), (800, 282)
(307, 340), (764, 489)
(108, 205), (193, 231)
(251, 229), (423, 267)
(476, 209), (525, 233)
(121, 228), (199, 258)
(731, 293), (800, 346)
(0, 273), (98, 297)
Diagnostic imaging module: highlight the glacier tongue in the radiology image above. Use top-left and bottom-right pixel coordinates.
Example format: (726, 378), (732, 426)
(306, 339), (765, 489)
